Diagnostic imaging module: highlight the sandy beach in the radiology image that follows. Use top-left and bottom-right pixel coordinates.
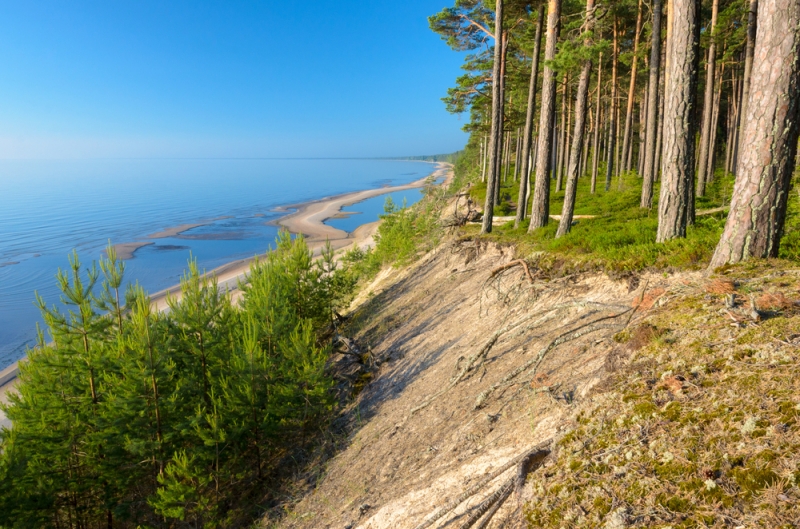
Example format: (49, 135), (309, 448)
(0, 162), (453, 424)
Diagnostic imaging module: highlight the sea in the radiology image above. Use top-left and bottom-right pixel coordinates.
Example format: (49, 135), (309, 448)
(0, 158), (436, 370)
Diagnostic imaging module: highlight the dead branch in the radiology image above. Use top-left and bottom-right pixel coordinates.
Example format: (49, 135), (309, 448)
(411, 442), (550, 529)
(488, 259), (537, 283)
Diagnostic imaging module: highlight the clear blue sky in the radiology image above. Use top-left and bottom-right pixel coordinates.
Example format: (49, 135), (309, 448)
(0, 1), (468, 159)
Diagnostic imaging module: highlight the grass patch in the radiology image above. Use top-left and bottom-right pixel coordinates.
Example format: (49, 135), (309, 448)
(454, 161), (798, 272)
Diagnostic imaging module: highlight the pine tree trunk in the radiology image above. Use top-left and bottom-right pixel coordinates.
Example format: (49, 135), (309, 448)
(731, 60), (744, 172)
(529, 0), (563, 230)
(481, 0), (504, 234)
(696, 0), (720, 197)
(706, 61), (724, 183)
(581, 113), (591, 177)
(557, 0), (595, 238)
(494, 41), (508, 207)
(637, 79), (648, 176)
(502, 129), (511, 183)
(736, 0), (759, 171)
(724, 72), (735, 176)
(513, 128), (521, 181)
(709, 0), (800, 267)
(516, 4), (545, 227)
(605, 21), (619, 191)
(656, 0), (701, 241)
(556, 75), (568, 192)
(622, 0), (644, 173)
(639, 0), (661, 209)
(655, 78), (665, 181)
(591, 52), (603, 194)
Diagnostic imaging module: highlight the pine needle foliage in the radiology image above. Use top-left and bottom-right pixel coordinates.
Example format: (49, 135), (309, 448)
(0, 235), (348, 528)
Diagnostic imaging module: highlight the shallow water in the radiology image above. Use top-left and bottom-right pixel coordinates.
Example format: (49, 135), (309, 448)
(324, 187), (426, 233)
(0, 158), (435, 369)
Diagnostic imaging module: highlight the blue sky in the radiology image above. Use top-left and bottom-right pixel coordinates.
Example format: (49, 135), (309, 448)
(0, 1), (469, 159)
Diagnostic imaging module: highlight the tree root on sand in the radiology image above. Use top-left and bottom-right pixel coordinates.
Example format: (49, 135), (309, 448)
(488, 259), (537, 283)
(474, 308), (633, 410)
(412, 442), (550, 529)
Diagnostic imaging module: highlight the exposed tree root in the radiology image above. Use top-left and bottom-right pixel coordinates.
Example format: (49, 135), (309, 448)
(487, 259), (537, 283)
(459, 477), (514, 529)
(473, 308), (633, 409)
(411, 442), (550, 529)
(409, 309), (547, 416)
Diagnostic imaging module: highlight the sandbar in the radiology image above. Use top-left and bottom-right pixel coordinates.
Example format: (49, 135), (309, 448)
(0, 162), (453, 425)
(147, 223), (207, 239)
(110, 241), (154, 260)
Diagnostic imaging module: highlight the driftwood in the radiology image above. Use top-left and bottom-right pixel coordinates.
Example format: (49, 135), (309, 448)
(488, 259), (536, 283)
(412, 442), (551, 529)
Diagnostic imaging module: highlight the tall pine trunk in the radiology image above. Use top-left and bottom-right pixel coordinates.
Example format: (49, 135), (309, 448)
(529, 0), (562, 230)
(556, 74), (568, 192)
(641, 0), (663, 207)
(481, 0), (505, 234)
(493, 39), (509, 207)
(591, 52), (603, 194)
(709, 0), (800, 267)
(736, 0), (759, 172)
(516, 5), (545, 227)
(706, 61), (724, 183)
(696, 0), (720, 197)
(622, 0), (644, 172)
(557, 0), (595, 238)
(656, 0), (700, 241)
(604, 21), (619, 191)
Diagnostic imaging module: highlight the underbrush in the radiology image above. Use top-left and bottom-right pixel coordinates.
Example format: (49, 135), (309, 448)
(524, 261), (800, 527)
(336, 178), (448, 287)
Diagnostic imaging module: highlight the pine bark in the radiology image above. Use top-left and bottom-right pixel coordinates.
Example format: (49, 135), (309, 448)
(494, 40), (509, 207)
(529, 0), (562, 230)
(641, 0), (663, 207)
(709, 0), (800, 267)
(622, 0), (644, 173)
(557, 0), (595, 238)
(516, 5), (545, 227)
(480, 0), (505, 234)
(696, 0), (720, 197)
(705, 61), (723, 182)
(591, 52), (603, 193)
(656, 0), (701, 242)
(604, 21), (619, 191)
(736, 0), (759, 171)
(556, 75), (568, 192)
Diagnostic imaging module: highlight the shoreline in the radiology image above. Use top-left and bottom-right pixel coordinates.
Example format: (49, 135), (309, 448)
(0, 162), (453, 423)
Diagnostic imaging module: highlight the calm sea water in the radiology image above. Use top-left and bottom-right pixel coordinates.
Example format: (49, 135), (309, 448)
(0, 158), (435, 369)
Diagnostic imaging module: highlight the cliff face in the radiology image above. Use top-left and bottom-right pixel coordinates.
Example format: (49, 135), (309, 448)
(268, 237), (736, 529)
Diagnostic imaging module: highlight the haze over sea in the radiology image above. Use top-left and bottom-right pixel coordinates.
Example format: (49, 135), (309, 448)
(0, 158), (435, 370)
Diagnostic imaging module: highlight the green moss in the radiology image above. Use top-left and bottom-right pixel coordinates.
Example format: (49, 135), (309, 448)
(660, 494), (692, 513)
(661, 402), (683, 422)
(731, 466), (779, 496)
(593, 495), (612, 516)
(633, 401), (657, 417)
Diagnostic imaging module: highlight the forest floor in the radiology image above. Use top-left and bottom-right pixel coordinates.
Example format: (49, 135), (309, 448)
(264, 192), (800, 528)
